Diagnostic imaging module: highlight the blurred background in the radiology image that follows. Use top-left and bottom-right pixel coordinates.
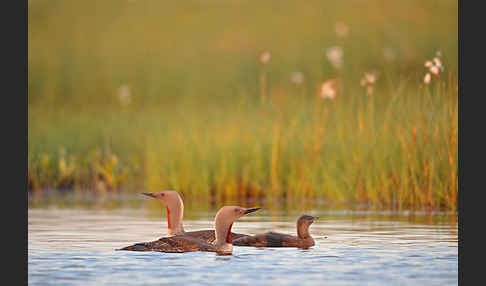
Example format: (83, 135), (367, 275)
(28, 0), (457, 211)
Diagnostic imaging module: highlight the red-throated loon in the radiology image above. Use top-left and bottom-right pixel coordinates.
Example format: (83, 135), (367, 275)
(232, 215), (318, 249)
(138, 191), (252, 243)
(119, 206), (260, 255)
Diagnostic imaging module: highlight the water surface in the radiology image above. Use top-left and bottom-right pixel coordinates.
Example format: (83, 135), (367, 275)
(28, 208), (457, 285)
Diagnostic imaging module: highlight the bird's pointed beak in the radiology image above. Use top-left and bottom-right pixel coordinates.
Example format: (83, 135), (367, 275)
(244, 207), (261, 214)
(141, 192), (157, 198)
(313, 216), (319, 221)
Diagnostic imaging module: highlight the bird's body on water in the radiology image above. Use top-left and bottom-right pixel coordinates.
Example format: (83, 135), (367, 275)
(119, 206), (260, 255)
(232, 215), (318, 249)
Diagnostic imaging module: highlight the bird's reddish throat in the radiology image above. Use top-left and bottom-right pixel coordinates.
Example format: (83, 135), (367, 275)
(226, 223), (233, 243)
(166, 206), (171, 229)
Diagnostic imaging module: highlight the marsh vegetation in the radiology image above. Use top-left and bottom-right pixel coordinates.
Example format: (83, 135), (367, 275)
(28, 0), (458, 211)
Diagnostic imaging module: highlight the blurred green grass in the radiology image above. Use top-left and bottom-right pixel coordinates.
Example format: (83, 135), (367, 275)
(28, 0), (458, 210)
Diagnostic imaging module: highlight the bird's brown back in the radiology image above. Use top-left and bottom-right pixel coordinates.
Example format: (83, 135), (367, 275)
(232, 231), (315, 248)
(118, 235), (216, 253)
(173, 230), (249, 244)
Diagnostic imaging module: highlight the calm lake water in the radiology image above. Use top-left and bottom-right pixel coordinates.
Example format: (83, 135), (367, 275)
(28, 207), (457, 285)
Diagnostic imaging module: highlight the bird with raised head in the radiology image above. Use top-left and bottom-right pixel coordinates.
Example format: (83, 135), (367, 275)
(139, 190), (255, 243)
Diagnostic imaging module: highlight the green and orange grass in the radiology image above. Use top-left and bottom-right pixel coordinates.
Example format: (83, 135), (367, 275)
(28, 0), (458, 210)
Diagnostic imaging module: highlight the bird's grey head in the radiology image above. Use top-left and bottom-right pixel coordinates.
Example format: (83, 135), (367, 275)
(142, 190), (181, 203)
(214, 206), (261, 225)
(297, 214), (318, 225)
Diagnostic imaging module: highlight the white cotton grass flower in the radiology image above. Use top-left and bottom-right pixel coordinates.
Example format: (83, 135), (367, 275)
(334, 22), (349, 38)
(360, 71), (378, 95)
(364, 72), (377, 84)
(429, 65), (439, 75)
(118, 85), (131, 106)
(290, 72), (304, 85)
(423, 52), (444, 84)
(326, 46), (343, 69)
(433, 57), (442, 69)
(260, 51), (271, 64)
(320, 80), (337, 99)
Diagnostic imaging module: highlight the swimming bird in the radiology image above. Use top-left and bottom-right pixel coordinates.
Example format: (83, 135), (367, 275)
(232, 215), (318, 249)
(119, 206), (260, 255)
(139, 190), (251, 243)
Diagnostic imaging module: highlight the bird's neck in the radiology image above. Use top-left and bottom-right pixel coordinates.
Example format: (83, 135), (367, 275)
(297, 222), (311, 239)
(214, 220), (233, 254)
(166, 202), (185, 236)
